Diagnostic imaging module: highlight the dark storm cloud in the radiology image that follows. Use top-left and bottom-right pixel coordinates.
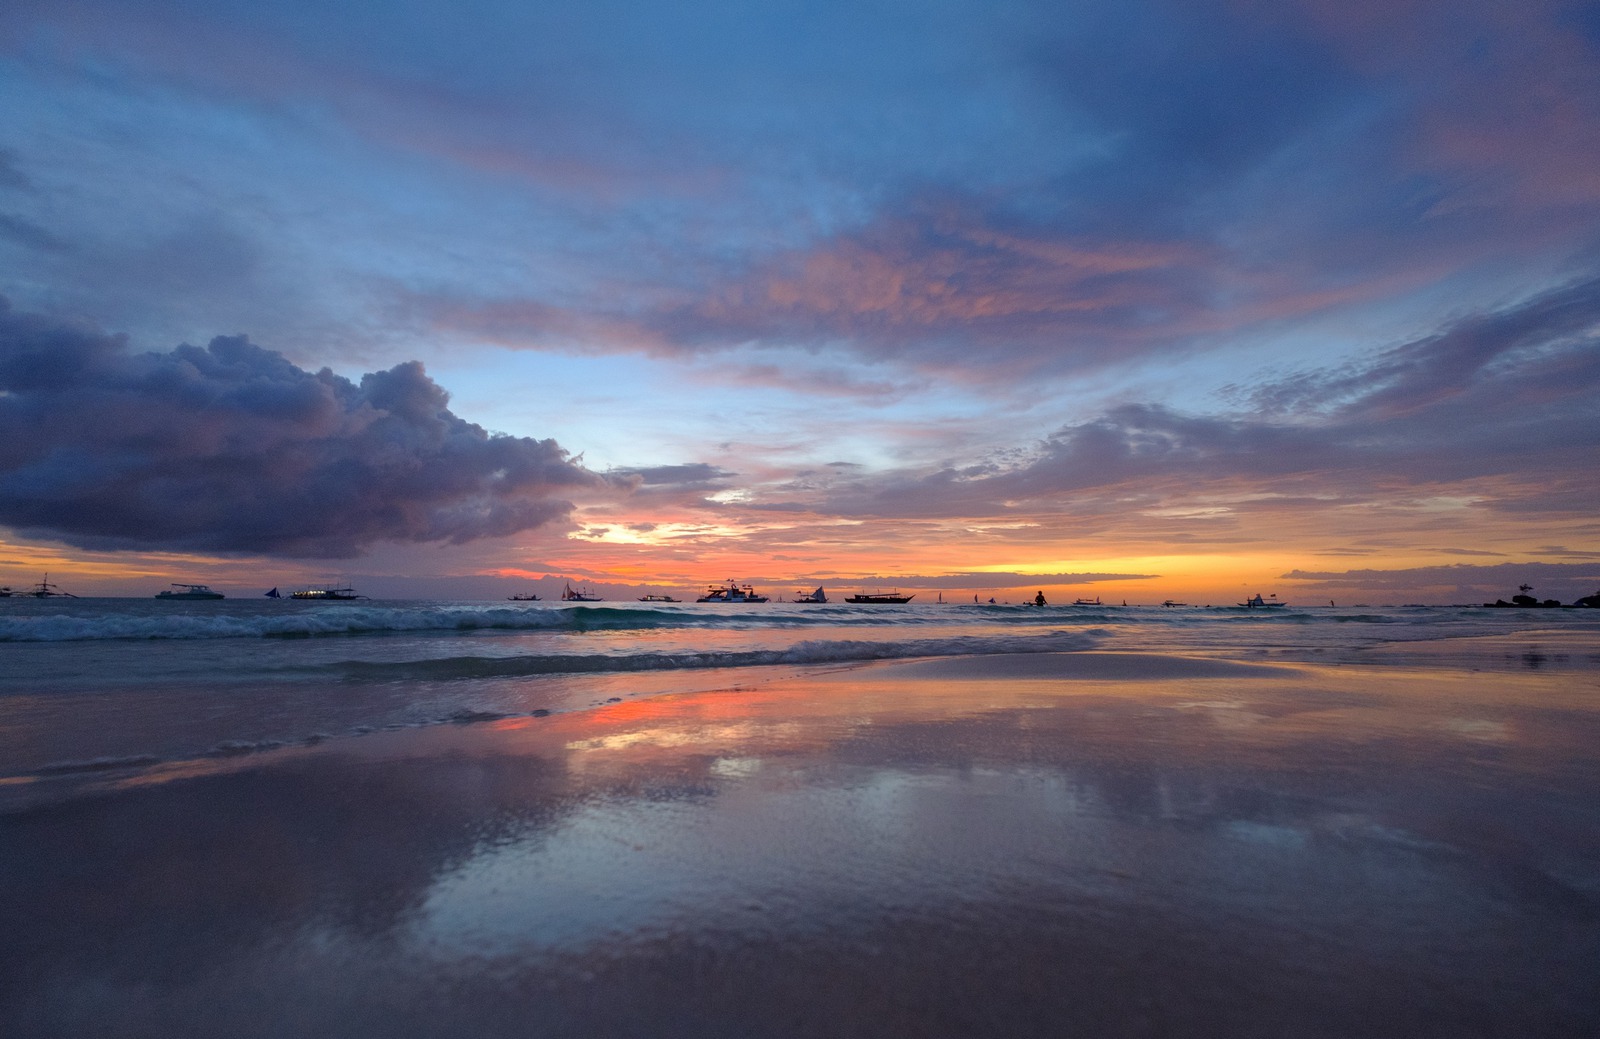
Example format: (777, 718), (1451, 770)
(0, 301), (608, 556)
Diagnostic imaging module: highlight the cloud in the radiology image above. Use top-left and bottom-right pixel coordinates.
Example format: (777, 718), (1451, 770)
(0, 300), (609, 557)
(1282, 562), (1600, 602)
(664, 206), (1212, 370)
(768, 273), (1600, 521)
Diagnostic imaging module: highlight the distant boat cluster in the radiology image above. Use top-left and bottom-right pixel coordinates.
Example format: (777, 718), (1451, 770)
(5, 574), (1595, 609)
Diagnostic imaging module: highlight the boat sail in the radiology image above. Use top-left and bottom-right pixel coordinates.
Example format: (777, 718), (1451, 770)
(561, 582), (602, 602)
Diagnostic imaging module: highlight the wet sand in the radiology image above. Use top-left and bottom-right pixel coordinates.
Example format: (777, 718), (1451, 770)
(3, 650), (1598, 1037)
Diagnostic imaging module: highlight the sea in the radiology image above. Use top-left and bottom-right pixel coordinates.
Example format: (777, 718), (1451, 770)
(3, 594), (1596, 793)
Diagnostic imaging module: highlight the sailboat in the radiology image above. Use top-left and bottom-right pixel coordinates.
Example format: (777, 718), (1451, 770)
(561, 582), (602, 602)
(264, 587), (281, 598)
(794, 586), (827, 603)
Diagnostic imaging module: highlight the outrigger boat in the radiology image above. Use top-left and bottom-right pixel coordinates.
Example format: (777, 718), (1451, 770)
(1240, 593), (1287, 609)
(561, 582), (602, 602)
(155, 583), (225, 600)
(794, 586), (827, 604)
(1071, 596), (1101, 606)
(845, 591), (914, 604)
(638, 594), (679, 602)
(508, 593), (542, 601)
(697, 580), (769, 603)
(291, 585), (366, 600)
(24, 575), (76, 598)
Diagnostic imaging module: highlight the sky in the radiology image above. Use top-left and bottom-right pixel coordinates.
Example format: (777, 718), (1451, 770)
(1, 0), (1598, 603)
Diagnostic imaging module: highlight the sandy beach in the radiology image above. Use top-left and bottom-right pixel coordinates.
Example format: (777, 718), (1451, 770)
(3, 642), (1597, 1038)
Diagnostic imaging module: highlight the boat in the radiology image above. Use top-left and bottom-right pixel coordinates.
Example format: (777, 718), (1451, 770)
(794, 587), (827, 604)
(638, 594), (679, 602)
(1072, 597), (1101, 606)
(290, 585), (366, 600)
(845, 591), (914, 604)
(1240, 594), (1287, 609)
(0, 586), (11, 597)
(264, 587), (281, 598)
(508, 593), (542, 601)
(1161, 600), (1187, 608)
(697, 580), (769, 603)
(155, 583), (225, 600)
(561, 582), (602, 602)
(23, 575), (76, 598)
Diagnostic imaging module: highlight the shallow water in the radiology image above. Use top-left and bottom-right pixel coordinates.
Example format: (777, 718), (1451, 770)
(1, 652), (1596, 1038)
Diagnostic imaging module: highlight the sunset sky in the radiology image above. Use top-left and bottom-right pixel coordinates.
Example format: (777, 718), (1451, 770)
(2, 0), (1597, 603)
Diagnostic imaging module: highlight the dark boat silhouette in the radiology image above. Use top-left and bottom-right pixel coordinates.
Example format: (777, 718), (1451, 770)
(845, 591), (914, 604)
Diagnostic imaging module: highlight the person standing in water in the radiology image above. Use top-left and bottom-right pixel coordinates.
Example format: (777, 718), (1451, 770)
(1034, 591), (1047, 606)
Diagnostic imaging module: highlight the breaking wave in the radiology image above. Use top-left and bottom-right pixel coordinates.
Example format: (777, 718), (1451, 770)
(320, 631), (1104, 682)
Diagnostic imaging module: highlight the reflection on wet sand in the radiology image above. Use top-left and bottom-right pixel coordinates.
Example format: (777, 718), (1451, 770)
(2, 654), (1597, 1038)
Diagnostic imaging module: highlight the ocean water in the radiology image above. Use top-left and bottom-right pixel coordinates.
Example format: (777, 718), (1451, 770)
(2, 595), (1595, 789)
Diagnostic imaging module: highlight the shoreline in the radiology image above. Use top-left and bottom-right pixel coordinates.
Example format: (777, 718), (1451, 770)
(6, 636), (1597, 806)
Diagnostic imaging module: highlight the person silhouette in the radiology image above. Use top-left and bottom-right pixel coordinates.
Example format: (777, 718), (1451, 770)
(1034, 591), (1047, 606)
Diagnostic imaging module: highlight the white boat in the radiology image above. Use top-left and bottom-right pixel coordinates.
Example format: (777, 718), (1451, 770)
(638, 594), (679, 602)
(1240, 593), (1287, 609)
(697, 580), (769, 603)
(291, 585), (365, 600)
(561, 582), (602, 602)
(1072, 597), (1101, 606)
(155, 583), (225, 600)
(508, 593), (542, 601)
(794, 586), (827, 603)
